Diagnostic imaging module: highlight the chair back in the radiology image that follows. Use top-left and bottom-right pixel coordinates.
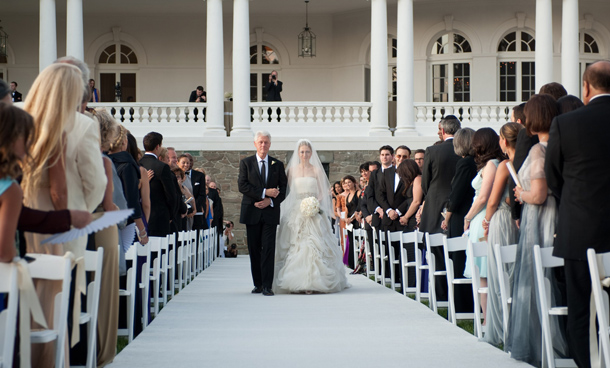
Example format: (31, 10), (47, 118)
(587, 248), (610, 368)
(425, 232), (446, 313)
(494, 243), (517, 344)
(0, 263), (18, 368)
(83, 248), (104, 368)
(467, 240), (488, 338)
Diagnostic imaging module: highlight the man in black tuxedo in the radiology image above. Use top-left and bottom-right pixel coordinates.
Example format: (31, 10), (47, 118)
(182, 153), (207, 230)
(546, 61), (610, 368)
(139, 132), (178, 236)
(367, 147), (394, 230)
(419, 115), (461, 302)
(10, 81), (22, 102)
(238, 131), (287, 296)
(188, 86), (207, 102)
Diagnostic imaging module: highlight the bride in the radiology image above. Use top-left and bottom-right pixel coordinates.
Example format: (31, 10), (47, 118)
(273, 139), (350, 294)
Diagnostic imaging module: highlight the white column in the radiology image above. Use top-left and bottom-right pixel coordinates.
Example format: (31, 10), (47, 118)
(535, 0), (553, 92)
(231, 0), (252, 136)
(205, 0), (226, 136)
(562, 0), (579, 95)
(66, 0), (84, 60)
(39, 0), (57, 72)
(395, 0), (417, 136)
(369, 0), (390, 136)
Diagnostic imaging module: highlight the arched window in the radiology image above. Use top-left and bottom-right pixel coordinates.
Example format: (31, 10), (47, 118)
(96, 43), (139, 102)
(497, 30), (535, 102)
(250, 43), (280, 101)
(579, 32), (601, 96)
(428, 31), (472, 102)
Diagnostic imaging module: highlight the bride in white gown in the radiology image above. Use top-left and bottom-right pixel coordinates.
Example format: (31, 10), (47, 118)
(273, 139), (350, 294)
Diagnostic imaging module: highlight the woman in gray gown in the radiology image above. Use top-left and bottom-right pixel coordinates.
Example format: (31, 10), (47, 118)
(506, 94), (568, 366)
(481, 122), (522, 347)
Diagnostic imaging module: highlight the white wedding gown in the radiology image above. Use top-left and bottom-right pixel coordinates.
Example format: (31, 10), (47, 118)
(274, 176), (350, 294)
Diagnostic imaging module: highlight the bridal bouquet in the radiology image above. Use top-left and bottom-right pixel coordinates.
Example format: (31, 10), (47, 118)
(300, 196), (320, 217)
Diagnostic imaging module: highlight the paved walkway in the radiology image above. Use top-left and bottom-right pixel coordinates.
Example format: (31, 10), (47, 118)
(109, 256), (530, 368)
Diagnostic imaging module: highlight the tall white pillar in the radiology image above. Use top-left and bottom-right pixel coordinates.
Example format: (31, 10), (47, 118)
(395, 0), (417, 136)
(66, 0), (84, 60)
(535, 0), (553, 92)
(231, 0), (252, 136)
(562, 0), (579, 95)
(39, 0), (57, 72)
(205, 0), (226, 136)
(369, 0), (390, 136)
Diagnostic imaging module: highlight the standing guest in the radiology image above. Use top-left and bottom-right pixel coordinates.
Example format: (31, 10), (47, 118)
(139, 132), (178, 237)
(166, 147), (179, 168)
(89, 79), (99, 102)
(10, 81), (22, 102)
(172, 167), (195, 230)
(506, 94), (568, 366)
(546, 61), (610, 368)
(178, 154), (197, 230)
(332, 181), (344, 239)
(556, 94), (584, 114)
(189, 86), (207, 102)
(206, 174), (224, 256)
(340, 175), (361, 269)
(511, 103), (526, 124)
(0, 80), (11, 104)
(0, 103), (33, 262)
(158, 147), (169, 165)
(368, 146), (394, 231)
(126, 133), (151, 224)
(23, 62), (106, 368)
(413, 149), (425, 170)
(482, 122), (523, 347)
(395, 160), (423, 232)
(237, 131), (287, 296)
(420, 115), (461, 303)
(440, 128), (476, 316)
(183, 154), (207, 231)
(539, 82), (568, 101)
(462, 128), (505, 326)
(265, 70), (283, 121)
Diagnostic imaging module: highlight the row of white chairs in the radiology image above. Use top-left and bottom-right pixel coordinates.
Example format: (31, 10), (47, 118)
(0, 249), (104, 368)
(118, 227), (219, 344)
(355, 226), (580, 368)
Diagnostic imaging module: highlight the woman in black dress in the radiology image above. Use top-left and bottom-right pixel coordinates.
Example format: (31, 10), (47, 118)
(341, 175), (361, 268)
(396, 160), (423, 232)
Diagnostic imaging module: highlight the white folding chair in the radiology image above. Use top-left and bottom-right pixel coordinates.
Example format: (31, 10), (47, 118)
(148, 236), (164, 318)
(177, 231), (188, 288)
(425, 232), (448, 313)
(360, 228), (375, 280)
(158, 236), (169, 307)
(533, 245), (576, 368)
(74, 248), (104, 368)
(587, 248), (610, 368)
(190, 230), (197, 278)
(385, 230), (403, 292)
(352, 228), (365, 270)
(377, 230), (389, 287)
(443, 236), (474, 324)
(371, 227), (382, 284)
(400, 230), (424, 299)
(0, 263), (18, 368)
(118, 245), (136, 342)
(28, 253), (73, 368)
(175, 242), (184, 291)
(494, 243), (517, 345)
(210, 226), (218, 262)
(467, 240), (488, 338)
(202, 229), (211, 269)
(197, 230), (204, 273)
(135, 242), (150, 329)
(166, 233), (176, 298)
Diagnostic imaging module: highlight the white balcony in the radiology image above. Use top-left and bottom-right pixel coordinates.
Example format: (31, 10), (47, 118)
(88, 101), (517, 150)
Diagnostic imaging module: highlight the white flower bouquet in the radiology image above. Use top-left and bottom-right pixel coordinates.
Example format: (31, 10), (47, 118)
(300, 196), (320, 217)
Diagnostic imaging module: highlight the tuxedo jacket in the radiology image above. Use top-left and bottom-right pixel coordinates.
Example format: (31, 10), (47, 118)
(446, 155), (477, 237)
(509, 129), (539, 220)
(264, 81), (283, 101)
(208, 187), (223, 228)
(188, 169), (207, 229)
(12, 91), (22, 102)
(140, 154), (178, 236)
(366, 168), (385, 228)
(188, 90), (206, 102)
(238, 155), (287, 225)
(546, 95), (610, 260)
(378, 167), (410, 229)
(419, 139), (460, 234)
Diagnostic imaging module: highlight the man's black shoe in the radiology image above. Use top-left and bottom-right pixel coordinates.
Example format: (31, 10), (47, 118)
(252, 287), (263, 294)
(262, 288), (274, 296)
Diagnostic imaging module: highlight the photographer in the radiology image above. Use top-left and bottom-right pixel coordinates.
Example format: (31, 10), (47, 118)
(264, 71), (282, 101)
(189, 85), (207, 102)
(222, 221), (235, 258)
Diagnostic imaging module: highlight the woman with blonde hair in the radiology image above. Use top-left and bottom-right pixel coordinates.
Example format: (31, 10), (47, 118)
(23, 62), (107, 367)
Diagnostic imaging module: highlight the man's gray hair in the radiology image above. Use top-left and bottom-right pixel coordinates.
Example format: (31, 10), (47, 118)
(440, 115), (461, 136)
(453, 128), (475, 157)
(254, 130), (271, 141)
(55, 56), (90, 104)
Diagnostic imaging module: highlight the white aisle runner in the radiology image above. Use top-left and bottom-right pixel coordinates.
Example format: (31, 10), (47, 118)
(109, 256), (530, 368)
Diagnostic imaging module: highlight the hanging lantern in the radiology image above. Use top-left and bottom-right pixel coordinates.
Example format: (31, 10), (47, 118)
(298, 0), (316, 58)
(0, 21), (8, 58)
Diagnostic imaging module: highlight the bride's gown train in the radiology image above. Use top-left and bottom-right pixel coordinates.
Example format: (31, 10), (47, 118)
(274, 176), (349, 294)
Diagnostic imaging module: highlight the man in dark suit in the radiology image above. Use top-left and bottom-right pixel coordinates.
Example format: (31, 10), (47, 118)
(238, 131), (287, 296)
(546, 61), (610, 368)
(206, 175), (223, 256)
(10, 81), (22, 102)
(182, 153), (207, 230)
(188, 86), (207, 102)
(367, 147), (394, 230)
(360, 161), (379, 272)
(139, 132), (178, 236)
(419, 115), (461, 302)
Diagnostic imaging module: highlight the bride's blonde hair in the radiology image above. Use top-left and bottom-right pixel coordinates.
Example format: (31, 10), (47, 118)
(22, 63), (83, 199)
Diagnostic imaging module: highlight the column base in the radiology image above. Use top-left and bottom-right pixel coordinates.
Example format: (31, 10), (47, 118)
(203, 128), (228, 137)
(368, 128), (392, 137)
(394, 127), (419, 136)
(230, 128), (254, 137)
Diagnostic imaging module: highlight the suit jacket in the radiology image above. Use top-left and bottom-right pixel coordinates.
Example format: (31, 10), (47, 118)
(208, 187), (223, 228)
(264, 81), (283, 101)
(238, 155), (287, 225)
(419, 139), (460, 234)
(446, 155), (477, 237)
(546, 95), (610, 260)
(188, 169), (207, 229)
(366, 168), (386, 228)
(509, 128), (539, 220)
(189, 90), (206, 102)
(140, 154), (178, 236)
(12, 91), (22, 102)
(378, 167), (409, 230)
